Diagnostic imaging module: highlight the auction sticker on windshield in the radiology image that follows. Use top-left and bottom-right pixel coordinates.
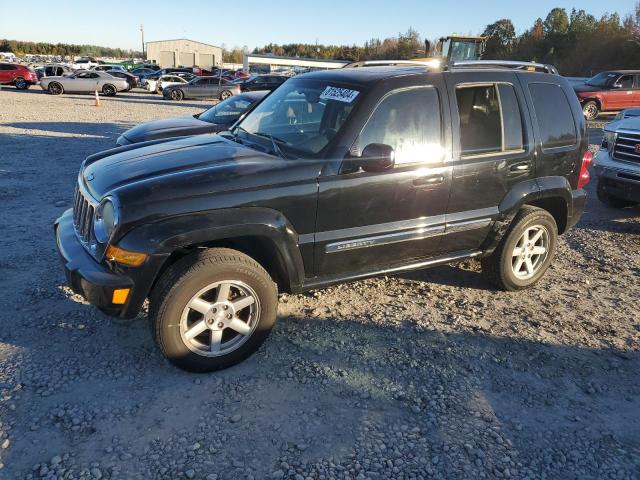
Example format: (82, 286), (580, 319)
(320, 86), (359, 103)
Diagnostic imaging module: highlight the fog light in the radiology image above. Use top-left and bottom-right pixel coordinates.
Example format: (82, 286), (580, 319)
(112, 288), (130, 305)
(105, 245), (147, 267)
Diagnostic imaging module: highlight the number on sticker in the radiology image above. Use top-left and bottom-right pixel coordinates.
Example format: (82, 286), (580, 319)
(320, 86), (359, 103)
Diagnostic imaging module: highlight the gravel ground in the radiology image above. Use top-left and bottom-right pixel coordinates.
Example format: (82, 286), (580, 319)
(0, 87), (639, 480)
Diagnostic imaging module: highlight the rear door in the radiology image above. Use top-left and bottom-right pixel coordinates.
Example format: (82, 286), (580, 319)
(444, 71), (535, 251)
(315, 78), (452, 276)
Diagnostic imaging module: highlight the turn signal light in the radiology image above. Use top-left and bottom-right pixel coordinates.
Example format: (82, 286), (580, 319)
(112, 288), (130, 305)
(577, 150), (593, 189)
(105, 245), (147, 267)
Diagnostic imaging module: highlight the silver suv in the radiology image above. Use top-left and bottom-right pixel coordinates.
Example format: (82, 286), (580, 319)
(594, 114), (640, 208)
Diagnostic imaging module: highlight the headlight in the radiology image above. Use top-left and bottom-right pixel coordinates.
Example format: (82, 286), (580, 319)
(602, 130), (617, 153)
(94, 197), (119, 244)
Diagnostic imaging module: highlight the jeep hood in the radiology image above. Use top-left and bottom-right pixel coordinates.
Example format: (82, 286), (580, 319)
(81, 135), (314, 200)
(120, 115), (222, 144)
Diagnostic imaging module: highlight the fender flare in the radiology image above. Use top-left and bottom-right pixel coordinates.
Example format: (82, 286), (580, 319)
(117, 207), (306, 292)
(481, 176), (573, 253)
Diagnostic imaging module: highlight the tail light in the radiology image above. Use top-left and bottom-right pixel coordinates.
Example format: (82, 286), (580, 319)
(577, 150), (593, 189)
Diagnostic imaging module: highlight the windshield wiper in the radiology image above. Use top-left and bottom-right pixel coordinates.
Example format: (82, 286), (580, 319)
(254, 132), (290, 159)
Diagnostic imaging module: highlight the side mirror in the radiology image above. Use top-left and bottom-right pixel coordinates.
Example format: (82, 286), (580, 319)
(358, 143), (395, 172)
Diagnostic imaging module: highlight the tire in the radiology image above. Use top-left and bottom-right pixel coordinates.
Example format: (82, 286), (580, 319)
(220, 89), (233, 100)
(102, 84), (117, 97)
(597, 180), (636, 208)
(14, 77), (28, 90)
(582, 101), (599, 121)
(170, 89), (184, 101)
(481, 206), (558, 291)
(149, 248), (278, 372)
(48, 82), (64, 95)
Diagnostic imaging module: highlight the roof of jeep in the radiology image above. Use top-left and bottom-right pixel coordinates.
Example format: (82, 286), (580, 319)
(297, 66), (430, 85)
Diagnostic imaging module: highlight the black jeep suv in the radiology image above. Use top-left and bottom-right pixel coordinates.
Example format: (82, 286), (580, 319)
(55, 64), (590, 372)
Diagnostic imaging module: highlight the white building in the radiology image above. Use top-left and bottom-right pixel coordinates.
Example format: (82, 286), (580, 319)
(242, 53), (349, 73)
(146, 39), (222, 69)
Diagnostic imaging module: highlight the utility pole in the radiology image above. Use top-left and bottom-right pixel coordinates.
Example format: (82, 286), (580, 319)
(140, 24), (145, 60)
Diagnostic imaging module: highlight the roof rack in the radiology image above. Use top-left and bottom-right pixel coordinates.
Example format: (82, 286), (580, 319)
(451, 60), (559, 75)
(343, 59), (442, 69)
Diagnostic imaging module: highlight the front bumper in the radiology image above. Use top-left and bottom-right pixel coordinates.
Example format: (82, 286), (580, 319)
(54, 209), (166, 318)
(593, 150), (640, 203)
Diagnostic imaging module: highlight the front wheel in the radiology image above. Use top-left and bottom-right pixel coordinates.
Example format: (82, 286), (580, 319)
(102, 84), (117, 97)
(149, 248), (278, 372)
(220, 89), (233, 100)
(582, 101), (599, 121)
(481, 206), (558, 291)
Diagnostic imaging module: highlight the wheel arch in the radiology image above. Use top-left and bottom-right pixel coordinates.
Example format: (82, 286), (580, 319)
(117, 207), (307, 294)
(481, 177), (573, 253)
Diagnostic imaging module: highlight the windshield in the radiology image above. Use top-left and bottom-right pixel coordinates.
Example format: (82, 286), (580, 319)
(235, 79), (360, 157)
(446, 39), (482, 61)
(199, 96), (256, 125)
(586, 72), (619, 87)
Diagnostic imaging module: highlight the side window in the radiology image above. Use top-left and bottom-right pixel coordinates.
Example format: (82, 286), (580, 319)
(618, 75), (633, 89)
(456, 83), (524, 157)
(358, 88), (443, 165)
(529, 83), (577, 150)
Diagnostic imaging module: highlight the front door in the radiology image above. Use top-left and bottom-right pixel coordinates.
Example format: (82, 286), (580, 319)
(443, 71), (536, 251)
(314, 82), (452, 277)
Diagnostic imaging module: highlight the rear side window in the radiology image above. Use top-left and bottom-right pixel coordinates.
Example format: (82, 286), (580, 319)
(456, 83), (524, 156)
(529, 83), (577, 149)
(358, 87), (443, 165)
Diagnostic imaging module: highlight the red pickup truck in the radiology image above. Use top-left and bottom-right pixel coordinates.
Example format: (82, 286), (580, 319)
(574, 70), (640, 120)
(0, 63), (38, 89)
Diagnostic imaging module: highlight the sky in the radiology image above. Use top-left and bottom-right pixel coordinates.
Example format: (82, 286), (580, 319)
(0, 0), (635, 51)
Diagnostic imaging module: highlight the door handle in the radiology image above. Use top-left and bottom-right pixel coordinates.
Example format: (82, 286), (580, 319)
(509, 163), (530, 173)
(413, 175), (444, 186)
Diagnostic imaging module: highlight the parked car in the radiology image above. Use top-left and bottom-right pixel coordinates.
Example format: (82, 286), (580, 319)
(91, 64), (126, 72)
(236, 74), (288, 92)
(573, 70), (640, 120)
(130, 67), (158, 81)
(139, 67), (193, 84)
(54, 62), (590, 372)
(106, 70), (138, 90)
(0, 63), (38, 89)
(35, 63), (73, 80)
(594, 116), (640, 208)
(116, 91), (269, 146)
(40, 70), (129, 96)
(70, 57), (101, 70)
(163, 76), (240, 101)
(146, 73), (194, 94)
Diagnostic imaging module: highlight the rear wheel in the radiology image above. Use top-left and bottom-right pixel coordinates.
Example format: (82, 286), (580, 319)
(170, 89), (185, 101)
(48, 82), (63, 95)
(14, 77), (28, 90)
(102, 84), (116, 97)
(597, 180), (636, 208)
(149, 248), (278, 372)
(582, 101), (599, 121)
(220, 89), (233, 100)
(481, 206), (558, 291)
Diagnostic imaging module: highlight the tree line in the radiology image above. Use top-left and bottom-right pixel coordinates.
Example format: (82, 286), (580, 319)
(244, 4), (640, 76)
(0, 39), (142, 59)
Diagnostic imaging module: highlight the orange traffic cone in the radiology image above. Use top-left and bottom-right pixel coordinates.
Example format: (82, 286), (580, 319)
(94, 90), (100, 107)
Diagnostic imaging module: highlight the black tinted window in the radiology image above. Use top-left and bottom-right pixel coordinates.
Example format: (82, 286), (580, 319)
(456, 85), (502, 155)
(359, 88), (443, 165)
(529, 83), (577, 149)
(497, 84), (524, 151)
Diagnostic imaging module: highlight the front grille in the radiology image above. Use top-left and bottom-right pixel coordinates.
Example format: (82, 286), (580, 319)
(613, 131), (640, 164)
(72, 186), (96, 245)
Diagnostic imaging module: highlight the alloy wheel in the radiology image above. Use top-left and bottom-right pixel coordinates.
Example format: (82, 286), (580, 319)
(179, 280), (260, 357)
(511, 225), (549, 280)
